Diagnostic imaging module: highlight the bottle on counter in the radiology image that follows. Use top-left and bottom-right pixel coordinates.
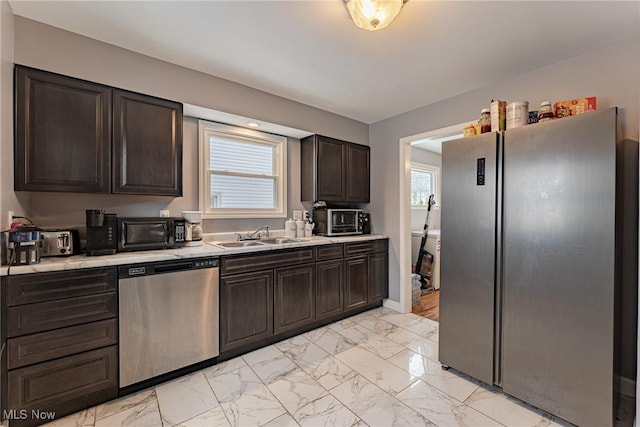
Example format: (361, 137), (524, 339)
(479, 108), (491, 133)
(537, 101), (555, 122)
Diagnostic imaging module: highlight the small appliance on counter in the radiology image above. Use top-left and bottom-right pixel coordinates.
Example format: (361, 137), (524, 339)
(86, 209), (118, 256)
(117, 217), (186, 252)
(7, 225), (41, 265)
(40, 229), (80, 257)
(182, 211), (203, 246)
(359, 212), (371, 234)
(313, 208), (363, 236)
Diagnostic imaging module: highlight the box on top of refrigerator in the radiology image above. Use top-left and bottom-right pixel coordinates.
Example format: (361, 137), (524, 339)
(554, 97), (596, 118)
(490, 100), (506, 132)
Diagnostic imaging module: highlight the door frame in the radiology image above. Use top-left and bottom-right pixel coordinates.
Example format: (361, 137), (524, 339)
(397, 122), (468, 313)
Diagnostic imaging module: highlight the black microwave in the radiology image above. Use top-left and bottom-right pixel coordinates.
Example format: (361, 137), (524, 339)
(313, 209), (363, 236)
(117, 217), (186, 252)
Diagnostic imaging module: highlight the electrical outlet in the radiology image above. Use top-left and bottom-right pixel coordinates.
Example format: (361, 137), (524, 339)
(292, 210), (302, 221)
(7, 210), (14, 229)
(303, 210), (310, 221)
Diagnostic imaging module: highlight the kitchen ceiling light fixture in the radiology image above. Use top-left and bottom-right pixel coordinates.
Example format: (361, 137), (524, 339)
(343, 0), (407, 31)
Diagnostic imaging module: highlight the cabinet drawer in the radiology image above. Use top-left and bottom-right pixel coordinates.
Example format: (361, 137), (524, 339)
(7, 267), (117, 306)
(8, 346), (117, 426)
(8, 319), (117, 369)
(7, 293), (117, 337)
(345, 239), (388, 257)
(221, 248), (315, 275)
(316, 244), (344, 260)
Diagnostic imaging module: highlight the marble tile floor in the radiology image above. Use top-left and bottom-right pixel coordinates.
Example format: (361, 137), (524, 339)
(39, 307), (633, 427)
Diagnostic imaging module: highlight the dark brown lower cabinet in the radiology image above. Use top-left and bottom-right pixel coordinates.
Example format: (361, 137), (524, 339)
(220, 271), (274, 353)
(216, 241), (388, 360)
(7, 346), (117, 427)
(368, 252), (389, 303)
(7, 293), (117, 338)
(7, 319), (117, 369)
(315, 259), (344, 321)
(344, 257), (368, 312)
(274, 264), (315, 334)
(2, 267), (118, 427)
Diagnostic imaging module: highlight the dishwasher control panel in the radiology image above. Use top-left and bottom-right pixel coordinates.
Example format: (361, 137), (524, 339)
(194, 258), (218, 268)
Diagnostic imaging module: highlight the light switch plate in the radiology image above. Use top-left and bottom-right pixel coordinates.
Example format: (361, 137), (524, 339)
(292, 210), (302, 221)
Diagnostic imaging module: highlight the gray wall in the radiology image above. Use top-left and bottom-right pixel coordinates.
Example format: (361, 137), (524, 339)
(0, 1), (27, 231)
(370, 35), (640, 380)
(8, 16), (369, 233)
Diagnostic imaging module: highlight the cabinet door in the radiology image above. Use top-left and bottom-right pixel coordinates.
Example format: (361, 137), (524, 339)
(220, 271), (273, 353)
(112, 90), (183, 196)
(346, 143), (370, 203)
(368, 252), (388, 303)
(316, 259), (344, 321)
(14, 66), (111, 193)
(274, 264), (315, 334)
(316, 136), (346, 201)
(8, 346), (117, 427)
(344, 257), (368, 312)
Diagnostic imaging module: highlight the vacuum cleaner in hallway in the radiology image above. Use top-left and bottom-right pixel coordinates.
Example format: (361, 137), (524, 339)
(414, 194), (436, 292)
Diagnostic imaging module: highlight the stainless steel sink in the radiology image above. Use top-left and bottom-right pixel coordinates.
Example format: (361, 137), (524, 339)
(214, 241), (265, 248)
(260, 238), (304, 244)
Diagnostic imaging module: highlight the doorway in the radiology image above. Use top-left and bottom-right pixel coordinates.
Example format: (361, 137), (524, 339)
(398, 122), (467, 321)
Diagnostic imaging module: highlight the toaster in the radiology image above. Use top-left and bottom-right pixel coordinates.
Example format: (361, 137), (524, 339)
(40, 229), (80, 257)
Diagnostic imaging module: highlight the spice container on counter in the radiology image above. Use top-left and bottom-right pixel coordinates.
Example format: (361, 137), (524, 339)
(479, 108), (491, 133)
(537, 101), (555, 122)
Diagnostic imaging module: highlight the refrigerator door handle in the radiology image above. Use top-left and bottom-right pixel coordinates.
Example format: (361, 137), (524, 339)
(493, 132), (504, 387)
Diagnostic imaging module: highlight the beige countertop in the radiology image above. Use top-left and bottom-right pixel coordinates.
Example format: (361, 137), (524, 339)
(1, 234), (388, 276)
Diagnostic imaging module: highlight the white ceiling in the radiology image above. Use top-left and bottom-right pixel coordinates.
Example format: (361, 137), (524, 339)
(8, 1), (640, 124)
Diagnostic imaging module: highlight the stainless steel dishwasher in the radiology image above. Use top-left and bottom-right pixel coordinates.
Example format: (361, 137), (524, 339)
(118, 257), (219, 387)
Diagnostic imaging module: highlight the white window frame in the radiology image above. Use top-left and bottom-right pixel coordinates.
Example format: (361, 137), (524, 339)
(410, 162), (440, 208)
(199, 120), (287, 219)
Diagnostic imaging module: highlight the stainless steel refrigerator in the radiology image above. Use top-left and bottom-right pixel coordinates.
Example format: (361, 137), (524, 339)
(439, 107), (637, 427)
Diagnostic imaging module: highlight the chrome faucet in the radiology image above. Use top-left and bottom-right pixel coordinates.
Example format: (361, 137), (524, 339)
(238, 225), (270, 241)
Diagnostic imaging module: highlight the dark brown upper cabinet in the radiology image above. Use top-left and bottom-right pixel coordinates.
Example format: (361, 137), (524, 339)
(346, 143), (370, 203)
(14, 65), (183, 196)
(14, 66), (112, 193)
(301, 134), (370, 203)
(112, 90), (182, 195)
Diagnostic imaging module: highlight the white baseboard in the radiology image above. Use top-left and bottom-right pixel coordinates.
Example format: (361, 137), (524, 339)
(616, 374), (636, 398)
(383, 298), (404, 313)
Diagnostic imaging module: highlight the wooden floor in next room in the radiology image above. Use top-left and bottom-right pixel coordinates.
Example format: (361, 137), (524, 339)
(412, 290), (439, 322)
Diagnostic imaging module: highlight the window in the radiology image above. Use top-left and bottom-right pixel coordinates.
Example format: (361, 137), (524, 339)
(411, 163), (439, 207)
(199, 120), (287, 218)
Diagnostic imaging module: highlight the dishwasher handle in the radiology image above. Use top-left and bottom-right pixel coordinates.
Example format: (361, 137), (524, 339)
(119, 257), (219, 278)
(154, 261), (197, 274)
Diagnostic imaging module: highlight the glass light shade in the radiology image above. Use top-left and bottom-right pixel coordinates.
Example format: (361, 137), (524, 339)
(344, 0), (405, 31)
